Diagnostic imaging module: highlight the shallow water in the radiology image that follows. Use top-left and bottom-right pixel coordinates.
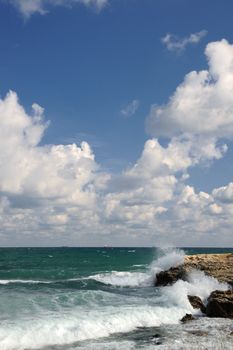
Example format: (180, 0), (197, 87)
(0, 247), (232, 349)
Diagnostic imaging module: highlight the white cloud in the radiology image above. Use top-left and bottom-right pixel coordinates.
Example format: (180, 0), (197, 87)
(209, 203), (223, 214)
(147, 39), (233, 142)
(162, 30), (207, 52)
(212, 182), (233, 203)
(121, 99), (140, 118)
(0, 90), (105, 206)
(1, 39), (233, 246)
(9, 0), (108, 18)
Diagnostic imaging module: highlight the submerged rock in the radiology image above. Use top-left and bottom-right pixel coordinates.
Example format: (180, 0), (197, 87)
(188, 295), (206, 314)
(180, 313), (196, 323)
(188, 330), (208, 336)
(206, 290), (233, 318)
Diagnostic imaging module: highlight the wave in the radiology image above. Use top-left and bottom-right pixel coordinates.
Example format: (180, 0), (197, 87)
(87, 271), (152, 287)
(0, 304), (188, 350)
(0, 279), (53, 285)
(87, 248), (186, 288)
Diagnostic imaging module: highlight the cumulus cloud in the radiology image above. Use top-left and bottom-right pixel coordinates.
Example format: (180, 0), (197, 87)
(1, 39), (233, 246)
(162, 30), (207, 52)
(212, 182), (233, 203)
(147, 39), (233, 139)
(121, 99), (140, 118)
(8, 0), (108, 18)
(0, 91), (109, 212)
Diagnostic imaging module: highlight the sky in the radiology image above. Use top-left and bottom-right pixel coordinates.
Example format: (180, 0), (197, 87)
(0, 0), (233, 247)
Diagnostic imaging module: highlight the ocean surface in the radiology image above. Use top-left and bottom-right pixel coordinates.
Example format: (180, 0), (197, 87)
(0, 247), (233, 350)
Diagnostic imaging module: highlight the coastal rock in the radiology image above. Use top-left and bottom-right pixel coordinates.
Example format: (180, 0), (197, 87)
(155, 267), (187, 286)
(188, 295), (206, 313)
(180, 313), (196, 323)
(184, 253), (233, 286)
(155, 253), (233, 286)
(206, 290), (233, 318)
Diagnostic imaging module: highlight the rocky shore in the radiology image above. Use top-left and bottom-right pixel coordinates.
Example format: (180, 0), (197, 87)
(155, 253), (233, 319)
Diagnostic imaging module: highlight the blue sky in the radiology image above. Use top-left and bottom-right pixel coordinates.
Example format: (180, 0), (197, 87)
(0, 0), (233, 246)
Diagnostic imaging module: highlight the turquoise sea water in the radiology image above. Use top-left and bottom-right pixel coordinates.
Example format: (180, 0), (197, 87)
(0, 247), (232, 350)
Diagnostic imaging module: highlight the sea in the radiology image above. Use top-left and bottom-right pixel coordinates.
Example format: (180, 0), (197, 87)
(0, 247), (233, 350)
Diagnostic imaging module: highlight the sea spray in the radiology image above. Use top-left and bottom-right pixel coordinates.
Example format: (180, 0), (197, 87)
(150, 247), (185, 276)
(88, 248), (186, 288)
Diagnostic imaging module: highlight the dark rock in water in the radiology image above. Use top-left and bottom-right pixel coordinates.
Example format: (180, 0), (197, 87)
(155, 340), (162, 345)
(206, 290), (233, 318)
(188, 295), (206, 313)
(188, 330), (208, 336)
(155, 267), (187, 286)
(180, 313), (196, 323)
(152, 333), (160, 338)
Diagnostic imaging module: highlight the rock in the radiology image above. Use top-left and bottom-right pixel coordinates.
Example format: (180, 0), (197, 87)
(155, 341), (162, 345)
(155, 253), (233, 286)
(152, 334), (160, 338)
(155, 267), (187, 286)
(180, 313), (196, 323)
(188, 330), (208, 336)
(184, 253), (233, 286)
(206, 290), (233, 318)
(188, 295), (206, 313)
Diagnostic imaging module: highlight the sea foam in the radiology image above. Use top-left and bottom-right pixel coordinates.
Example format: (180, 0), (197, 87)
(0, 305), (187, 350)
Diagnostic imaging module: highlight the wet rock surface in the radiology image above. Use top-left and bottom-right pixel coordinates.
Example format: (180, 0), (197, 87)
(180, 313), (196, 323)
(188, 295), (206, 313)
(155, 266), (187, 286)
(206, 290), (233, 318)
(155, 253), (233, 286)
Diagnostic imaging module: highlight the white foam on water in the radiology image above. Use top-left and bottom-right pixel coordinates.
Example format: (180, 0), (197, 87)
(0, 279), (53, 285)
(88, 271), (152, 287)
(88, 248), (185, 288)
(0, 278), (84, 285)
(159, 271), (228, 312)
(0, 304), (188, 350)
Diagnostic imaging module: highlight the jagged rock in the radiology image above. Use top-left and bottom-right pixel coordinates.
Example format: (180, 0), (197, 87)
(180, 313), (196, 323)
(184, 253), (233, 286)
(188, 295), (206, 313)
(155, 267), (187, 286)
(206, 290), (233, 318)
(155, 253), (233, 287)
